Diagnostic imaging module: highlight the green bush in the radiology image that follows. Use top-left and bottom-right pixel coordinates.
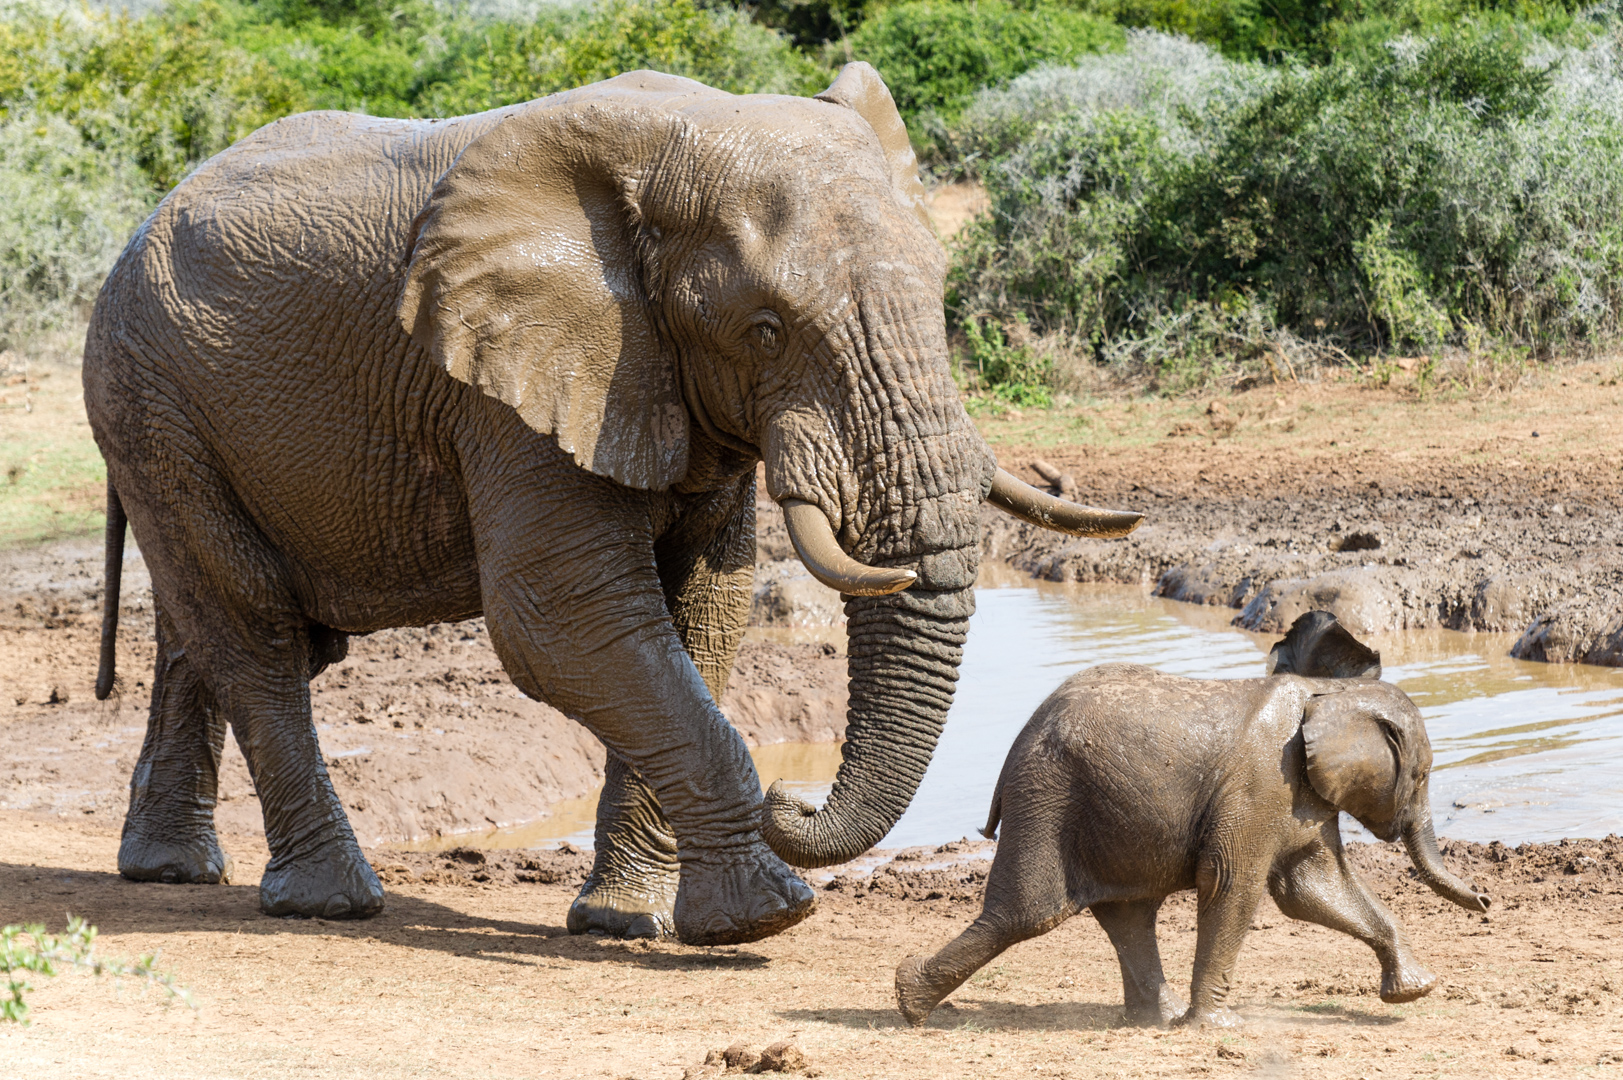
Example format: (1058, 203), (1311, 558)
(846, 0), (1122, 133)
(0, 112), (155, 345)
(0, 0), (821, 340)
(950, 27), (1623, 385)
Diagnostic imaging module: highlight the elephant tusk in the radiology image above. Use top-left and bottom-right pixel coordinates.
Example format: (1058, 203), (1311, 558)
(779, 498), (917, 596)
(986, 468), (1144, 538)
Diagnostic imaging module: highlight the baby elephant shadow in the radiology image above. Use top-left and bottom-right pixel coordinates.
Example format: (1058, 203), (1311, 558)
(780, 999), (1123, 1032)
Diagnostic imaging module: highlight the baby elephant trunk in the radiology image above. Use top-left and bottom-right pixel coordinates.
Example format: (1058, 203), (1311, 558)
(1400, 779), (1490, 913)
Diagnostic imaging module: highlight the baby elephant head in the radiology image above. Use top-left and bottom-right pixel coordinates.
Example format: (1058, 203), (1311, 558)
(1301, 684), (1490, 913)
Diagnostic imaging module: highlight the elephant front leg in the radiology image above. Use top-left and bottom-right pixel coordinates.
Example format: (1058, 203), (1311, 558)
(119, 609), (234, 886)
(1181, 849), (1268, 1028)
(568, 754), (679, 938)
(568, 474), (756, 940)
(1270, 830), (1436, 1004)
(1090, 900), (1186, 1025)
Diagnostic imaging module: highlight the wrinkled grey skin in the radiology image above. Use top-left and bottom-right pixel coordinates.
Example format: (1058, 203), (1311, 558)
(83, 65), (998, 945)
(895, 616), (1490, 1027)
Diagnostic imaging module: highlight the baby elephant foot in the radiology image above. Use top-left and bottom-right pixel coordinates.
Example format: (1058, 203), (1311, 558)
(259, 840), (384, 919)
(119, 826), (234, 885)
(672, 843), (815, 946)
(895, 956), (941, 1027)
(1380, 961), (1437, 1004)
(568, 862), (678, 940)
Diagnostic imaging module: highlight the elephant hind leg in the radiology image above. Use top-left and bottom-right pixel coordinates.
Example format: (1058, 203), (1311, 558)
(121, 463), (382, 920)
(568, 754), (679, 939)
(896, 831), (1080, 1027)
(1270, 830), (1435, 1004)
(119, 607), (233, 886)
(1090, 899), (1185, 1025)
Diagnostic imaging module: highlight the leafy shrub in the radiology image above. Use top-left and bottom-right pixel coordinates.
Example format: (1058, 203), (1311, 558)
(0, 112), (154, 345)
(950, 26), (1623, 386)
(0, 1), (301, 192)
(2, 916), (191, 1025)
(846, 0), (1122, 132)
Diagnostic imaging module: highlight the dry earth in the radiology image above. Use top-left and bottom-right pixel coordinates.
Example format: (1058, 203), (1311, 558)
(2, 817), (1621, 1078)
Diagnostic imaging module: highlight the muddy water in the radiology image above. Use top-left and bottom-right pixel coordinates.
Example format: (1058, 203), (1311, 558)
(401, 580), (1623, 853)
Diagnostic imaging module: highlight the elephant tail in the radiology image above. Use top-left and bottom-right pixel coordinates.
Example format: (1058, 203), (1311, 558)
(980, 772), (1006, 840)
(95, 479), (126, 701)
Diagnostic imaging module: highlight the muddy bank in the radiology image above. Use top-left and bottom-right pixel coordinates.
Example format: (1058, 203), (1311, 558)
(0, 512), (849, 846)
(983, 446), (1623, 665)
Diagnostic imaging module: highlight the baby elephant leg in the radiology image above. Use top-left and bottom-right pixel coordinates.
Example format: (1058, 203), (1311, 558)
(896, 842), (1078, 1026)
(1090, 900), (1186, 1025)
(896, 912), (1058, 1027)
(1183, 852), (1269, 1028)
(1270, 837), (1436, 1003)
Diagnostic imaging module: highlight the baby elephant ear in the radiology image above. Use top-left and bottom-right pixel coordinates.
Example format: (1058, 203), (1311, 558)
(397, 95), (689, 491)
(1268, 610), (1381, 679)
(816, 62), (932, 232)
(1301, 689), (1404, 832)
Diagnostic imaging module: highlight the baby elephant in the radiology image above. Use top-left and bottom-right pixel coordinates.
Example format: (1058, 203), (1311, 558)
(896, 612), (1490, 1028)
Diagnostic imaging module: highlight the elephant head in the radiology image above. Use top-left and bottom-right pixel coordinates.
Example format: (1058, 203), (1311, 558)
(1268, 610), (1382, 680)
(396, 64), (1141, 869)
(1301, 684), (1490, 913)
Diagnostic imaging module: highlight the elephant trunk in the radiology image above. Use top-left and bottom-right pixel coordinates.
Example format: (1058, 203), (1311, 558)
(761, 585), (970, 868)
(1400, 779), (1491, 912)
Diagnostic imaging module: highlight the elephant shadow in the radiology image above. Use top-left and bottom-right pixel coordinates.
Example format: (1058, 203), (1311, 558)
(779, 1000), (1124, 1032)
(0, 860), (773, 973)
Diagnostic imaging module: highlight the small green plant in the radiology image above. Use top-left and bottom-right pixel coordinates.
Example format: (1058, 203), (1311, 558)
(1, 916), (192, 1025)
(963, 314), (1053, 407)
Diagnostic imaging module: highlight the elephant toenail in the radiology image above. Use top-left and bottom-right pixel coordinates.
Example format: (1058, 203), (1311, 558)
(159, 867), (180, 884)
(322, 895), (353, 918)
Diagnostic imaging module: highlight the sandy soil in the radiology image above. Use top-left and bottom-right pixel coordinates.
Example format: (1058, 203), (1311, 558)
(3, 815), (1621, 1078)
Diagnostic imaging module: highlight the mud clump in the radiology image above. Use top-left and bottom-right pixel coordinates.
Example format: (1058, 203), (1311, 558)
(687, 1040), (811, 1077)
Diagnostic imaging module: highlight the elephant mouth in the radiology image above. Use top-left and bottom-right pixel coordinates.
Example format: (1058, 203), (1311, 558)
(775, 470), (1142, 597)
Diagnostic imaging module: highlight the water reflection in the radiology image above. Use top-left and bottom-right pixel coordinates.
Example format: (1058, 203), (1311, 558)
(397, 579), (1623, 852)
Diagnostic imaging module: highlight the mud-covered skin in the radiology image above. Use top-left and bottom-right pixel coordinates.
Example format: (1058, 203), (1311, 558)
(571, 475), (771, 938)
(118, 610), (235, 886)
(896, 616), (1489, 1028)
(85, 65), (1005, 938)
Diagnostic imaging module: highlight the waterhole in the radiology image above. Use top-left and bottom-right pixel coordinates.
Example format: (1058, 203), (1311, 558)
(401, 579), (1623, 853)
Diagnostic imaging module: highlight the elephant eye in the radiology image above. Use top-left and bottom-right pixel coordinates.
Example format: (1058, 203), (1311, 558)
(750, 313), (784, 360)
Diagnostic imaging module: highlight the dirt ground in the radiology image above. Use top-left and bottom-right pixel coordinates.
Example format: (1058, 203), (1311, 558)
(3, 816), (1621, 1078)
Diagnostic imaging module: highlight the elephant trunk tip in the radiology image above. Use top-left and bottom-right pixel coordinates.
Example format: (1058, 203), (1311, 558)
(1401, 813), (1491, 913)
(761, 780), (871, 870)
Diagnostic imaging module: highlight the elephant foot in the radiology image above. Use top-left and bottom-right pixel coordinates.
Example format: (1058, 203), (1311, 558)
(568, 862), (678, 940)
(1124, 984), (1188, 1027)
(1380, 962), (1437, 1004)
(1178, 1005), (1243, 1029)
(119, 829), (234, 885)
(259, 839), (384, 919)
(672, 843), (815, 946)
(895, 955), (940, 1026)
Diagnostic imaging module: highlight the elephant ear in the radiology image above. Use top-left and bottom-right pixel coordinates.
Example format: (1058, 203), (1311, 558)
(816, 62), (932, 232)
(1268, 610), (1381, 679)
(1301, 687), (1412, 836)
(398, 82), (699, 491)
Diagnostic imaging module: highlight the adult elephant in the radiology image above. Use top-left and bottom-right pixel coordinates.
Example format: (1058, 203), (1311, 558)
(85, 64), (1140, 945)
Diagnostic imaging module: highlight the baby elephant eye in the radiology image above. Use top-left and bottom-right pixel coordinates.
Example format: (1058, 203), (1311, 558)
(750, 313), (784, 359)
